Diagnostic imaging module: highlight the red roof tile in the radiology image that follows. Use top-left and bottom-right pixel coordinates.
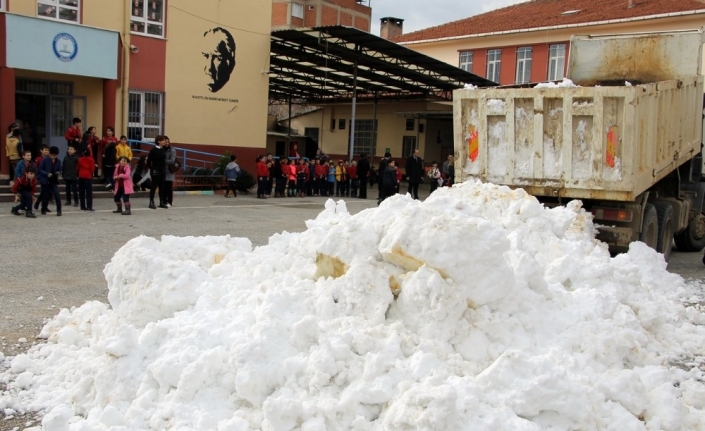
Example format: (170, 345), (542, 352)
(392, 0), (705, 43)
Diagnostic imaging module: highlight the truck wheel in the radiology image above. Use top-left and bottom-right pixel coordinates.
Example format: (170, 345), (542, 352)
(674, 212), (705, 252)
(654, 202), (674, 261)
(639, 204), (658, 250)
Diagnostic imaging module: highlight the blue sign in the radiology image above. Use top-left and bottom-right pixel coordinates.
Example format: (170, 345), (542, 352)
(52, 33), (78, 62)
(5, 14), (118, 79)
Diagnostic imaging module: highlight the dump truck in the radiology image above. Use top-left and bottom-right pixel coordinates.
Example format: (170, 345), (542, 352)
(453, 28), (705, 260)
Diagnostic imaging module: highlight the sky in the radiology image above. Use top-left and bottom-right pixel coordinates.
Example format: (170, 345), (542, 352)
(369, 0), (527, 35)
(1, 181), (704, 430)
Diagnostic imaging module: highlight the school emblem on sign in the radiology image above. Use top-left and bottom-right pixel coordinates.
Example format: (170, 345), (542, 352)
(53, 33), (78, 62)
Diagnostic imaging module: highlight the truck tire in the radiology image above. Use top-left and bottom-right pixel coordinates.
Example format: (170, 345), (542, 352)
(639, 204), (658, 250)
(654, 202), (674, 261)
(674, 212), (705, 252)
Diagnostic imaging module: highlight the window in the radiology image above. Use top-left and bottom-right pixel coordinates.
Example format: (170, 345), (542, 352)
(349, 120), (377, 156)
(486, 49), (501, 83)
(37, 0), (80, 23)
(292, 3), (304, 19)
(405, 119), (415, 131)
(338, 119), (346, 130)
(128, 91), (163, 142)
(548, 44), (566, 81)
(131, 0), (165, 37)
(402, 136), (416, 158)
(515, 47), (532, 84)
(459, 51), (473, 72)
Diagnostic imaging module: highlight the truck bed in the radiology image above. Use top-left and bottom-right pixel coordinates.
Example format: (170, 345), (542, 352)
(453, 76), (703, 201)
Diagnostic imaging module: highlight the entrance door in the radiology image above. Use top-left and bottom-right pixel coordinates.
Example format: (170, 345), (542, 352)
(50, 96), (86, 155)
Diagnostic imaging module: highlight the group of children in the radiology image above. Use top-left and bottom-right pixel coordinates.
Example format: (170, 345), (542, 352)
(9, 143), (134, 218)
(255, 155), (364, 199)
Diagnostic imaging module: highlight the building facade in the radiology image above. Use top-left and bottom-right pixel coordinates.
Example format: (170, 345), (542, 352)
(0, 0), (271, 177)
(391, 0), (705, 86)
(272, 0), (370, 31)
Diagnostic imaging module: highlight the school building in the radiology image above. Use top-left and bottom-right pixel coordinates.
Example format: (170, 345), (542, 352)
(0, 0), (271, 177)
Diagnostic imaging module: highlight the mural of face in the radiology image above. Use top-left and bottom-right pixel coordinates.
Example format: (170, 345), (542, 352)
(201, 27), (236, 93)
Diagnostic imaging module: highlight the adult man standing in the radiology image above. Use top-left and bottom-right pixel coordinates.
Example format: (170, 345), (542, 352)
(147, 135), (167, 209)
(377, 151), (391, 204)
(356, 153), (370, 199)
(405, 148), (424, 200)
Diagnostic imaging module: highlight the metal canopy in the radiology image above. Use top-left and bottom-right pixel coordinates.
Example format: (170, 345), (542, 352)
(269, 26), (496, 104)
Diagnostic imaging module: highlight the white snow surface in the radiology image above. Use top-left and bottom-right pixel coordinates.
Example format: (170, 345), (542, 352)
(2, 181), (705, 431)
(534, 78), (580, 89)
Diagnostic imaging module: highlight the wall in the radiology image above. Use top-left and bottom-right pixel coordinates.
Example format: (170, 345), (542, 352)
(164, 0), (271, 149)
(288, 101), (450, 164)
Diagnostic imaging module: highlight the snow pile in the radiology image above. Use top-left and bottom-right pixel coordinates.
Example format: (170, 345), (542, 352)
(463, 83), (478, 90)
(535, 78), (580, 88)
(2, 181), (705, 431)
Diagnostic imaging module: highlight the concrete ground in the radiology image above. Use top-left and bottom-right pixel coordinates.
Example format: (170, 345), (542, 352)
(0, 184), (703, 351)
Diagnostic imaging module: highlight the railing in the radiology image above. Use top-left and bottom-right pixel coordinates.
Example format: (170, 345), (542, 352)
(127, 140), (224, 171)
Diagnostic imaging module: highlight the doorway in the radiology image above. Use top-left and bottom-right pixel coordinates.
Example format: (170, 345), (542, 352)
(15, 78), (86, 156)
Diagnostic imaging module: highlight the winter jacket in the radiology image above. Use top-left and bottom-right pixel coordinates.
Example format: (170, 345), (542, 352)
(147, 146), (166, 173)
(62, 154), (79, 181)
(38, 157), (62, 186)
(225, 161), (241, 180)
(15, 160), (34, 179)
(115, 143), (133, 161)
(64, 126), (81, 146)
(113, 165), (134, 195)
(12, 174), (37, 195)
(6, 136), (21, 161)
(103, 142), (117, 168)
(256, 161), (269, 178)
(165, 146), (177, 182)
(77, 156), (94, 179)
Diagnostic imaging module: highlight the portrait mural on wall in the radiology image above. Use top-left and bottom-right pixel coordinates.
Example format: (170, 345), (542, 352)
(201, 27), (236, 93)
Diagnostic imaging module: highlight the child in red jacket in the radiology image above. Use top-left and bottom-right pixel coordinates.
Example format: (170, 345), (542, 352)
(11, 166), (38, 218)
(256, 155), (269, 199)
(77, 149), (95, 211)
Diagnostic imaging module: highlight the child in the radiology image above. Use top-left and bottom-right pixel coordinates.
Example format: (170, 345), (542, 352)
(6, 129), (21, 183)
(115, 135), (133, 161)
(101, 127), (118, 189)
(33, 145), (50, 211)
(14, 150), (33, 179)
(77, 148), (95, 211)
(38, 146), (63, 216)
(287, 158), (297, 197)
(327, 162), (336, 197)
(349, 160), (358, 198)
(11, 166), (38, 218)
(132, 155), (151, 191)
(62, 146), (79, 206)
(224, 154), (240, 198)
(296, 158), (308, 198)
(427, 160), (442, 194)
(113, 156), (133, 215)
(256, 155), (269, 199)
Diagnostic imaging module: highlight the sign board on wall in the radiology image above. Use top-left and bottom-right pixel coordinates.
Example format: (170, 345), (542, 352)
(5, 14), (118, 79)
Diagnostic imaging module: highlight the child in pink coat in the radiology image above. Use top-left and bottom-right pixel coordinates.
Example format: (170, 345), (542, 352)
(113, 156), (134, 215)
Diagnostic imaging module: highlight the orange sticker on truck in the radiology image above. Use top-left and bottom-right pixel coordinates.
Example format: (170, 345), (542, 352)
(606, 126), (618, 168)
(468, 125), (479, 162)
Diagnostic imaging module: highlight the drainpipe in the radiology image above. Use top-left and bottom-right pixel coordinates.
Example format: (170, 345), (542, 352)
(122, 1), (131, 139)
